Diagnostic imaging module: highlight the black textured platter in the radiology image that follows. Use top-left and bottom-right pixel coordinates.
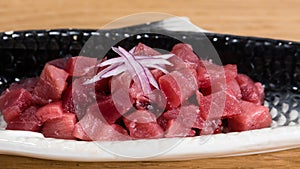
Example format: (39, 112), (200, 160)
(0, 26), (299, 161)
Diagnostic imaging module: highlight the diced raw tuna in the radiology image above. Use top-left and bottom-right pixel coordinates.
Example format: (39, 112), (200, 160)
(201, 78), (242, 99)
(125, 121), (164, 139)
(196, 90), (242, 120)
(124, 109), (157, 123)
(171, 43), (201, 69)
(33, 80), (57, 105)
(151, 69), (164, 81)
(72, 122), (92, 141)
(8, 77), (39, 93)
(76, 103), (130, 141)
(110, 124), (129, 137)
(42, 113), (77, 140)
(164, 119), (196, 137)
(6, 106), (42, 132)
(36, 101), (64, 123)
(157, 105), (203, 137)
(132, 43), (164, 83)
(109, 73), (134, 119)
(33, 64), (69, 104)
(39, 64), (69, 85)
(129, 82), (167, 112)
(62, 85), (75, 114)
(95, 77), (111, 94)
(161, 105), (202, 128)
(167, 55), (190, 72)
(47, 57), (70, 70)
(197, 63), (237, 93)
(226, 79), (242, 99)
(228, 101), (271, 132)
(129, 82), (143, 101)
(0, 44), (270, 140)
(223, 64), (238, 81)
(200, 119), (223, 135)
(123, 110), (164, 139)
(65, 56), (97, 76)
(62, 77), (95, 119)
(97, 95), (127, 124)
(0, 89), (34, 122)
(133, 43), (161, 56)
(93, 59), (112, 94)
(157, 115), (168, 131)
(159, 69), (198, 108)
(236, 74), (264, 105)
(255, 82), (265, 103)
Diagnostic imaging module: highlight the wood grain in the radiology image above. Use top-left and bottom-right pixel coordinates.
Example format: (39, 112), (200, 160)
(0, 0), (299, 168)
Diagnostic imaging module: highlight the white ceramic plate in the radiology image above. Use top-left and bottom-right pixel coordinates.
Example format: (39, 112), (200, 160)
(0, 120), (299, 161)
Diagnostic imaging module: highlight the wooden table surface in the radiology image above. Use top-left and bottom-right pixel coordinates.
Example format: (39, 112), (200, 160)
(0, 0), (299, 168)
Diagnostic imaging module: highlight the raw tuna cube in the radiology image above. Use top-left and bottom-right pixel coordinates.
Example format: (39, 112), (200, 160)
(72, 122), (92, 141)
(33, 80), (58, 105)
(159, 69), (198, 108)
(162, 105), (203, 128)
(197, 63), (237, 92)
(201, 79), (242, 99)
(226, 79), (242, 100)
(228, 101), (272, 132)
(236, 74), (264, 105)
(133, 43), (161, 56)
(200, 119), (223, 135)
(65, 56), (97, 76)
(158, 105), (203, 137)
(47, 57), (70, 70)
(255, 82), (265, 103)
(39, 64), (69, 85)
(197, 90), (242, 120)
(93, 59), (112, 94)
(76, 103), (130, 141)
(151, 69), (164, 81)
(42, 113), (77, 140)
(123, 110), (164, 139)
(0, 89), (34, 122)
(125, 122), (164, 139)
(62, 85), (75, 114)
(62, 77), (95, 119)
(109, 124), (129, 137)
(167, 55), (190, 72)
(33, 64), (69, 104)
(6, 106), (42, 132)
(129, 82), (167, 112)
(157, 115), (168, 131)
(108, 74), (135, 120)
(8, 77), (39, 93)
(97, 95), (129, 125)
(36, 101), (64, 123)
(164, 119), (196, 138)
(129, 82), (143, 102)
(171, 43), (201, 69)
(124, 109), (157, 123)
(94, 77), (110, 94)
(223, 64), (238, 81)
(75, 122), (128, 141)
(132, 43), (164, 82)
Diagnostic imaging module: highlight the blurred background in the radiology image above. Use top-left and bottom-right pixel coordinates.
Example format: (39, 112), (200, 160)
(0, 0), (299, 41)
